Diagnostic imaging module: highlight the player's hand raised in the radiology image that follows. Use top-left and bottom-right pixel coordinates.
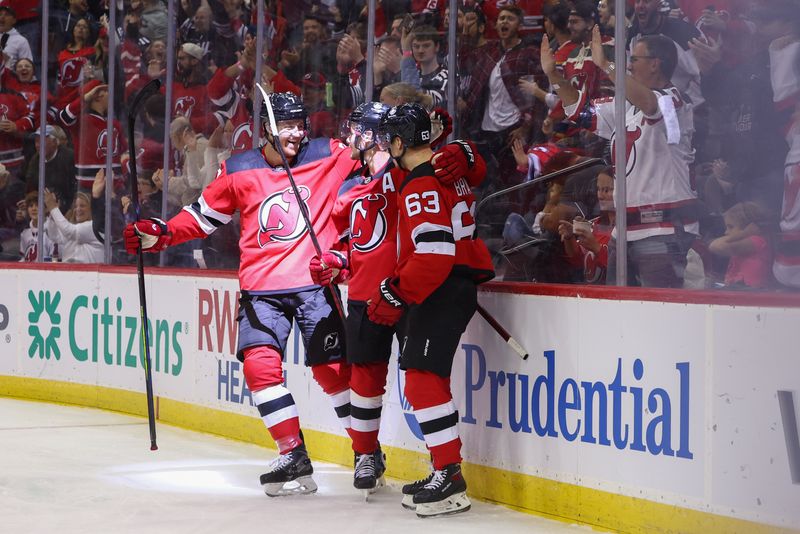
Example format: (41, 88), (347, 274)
(124, 218), (172, 254)
(432, 140), (486, 187)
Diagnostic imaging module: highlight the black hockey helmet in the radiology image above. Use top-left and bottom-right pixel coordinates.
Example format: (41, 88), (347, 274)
(377, 103), (432, 150)
(260, 91), (308, 126)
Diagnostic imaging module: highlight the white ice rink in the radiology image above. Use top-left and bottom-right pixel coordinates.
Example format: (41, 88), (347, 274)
(0, 397), (592, 534)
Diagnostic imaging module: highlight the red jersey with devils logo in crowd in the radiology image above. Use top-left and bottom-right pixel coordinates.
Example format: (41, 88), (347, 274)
(58, 96), (126, 186)
(169, 137), (358, 292)
(331, 161), (402, 302)
(395, 162), (494, 304)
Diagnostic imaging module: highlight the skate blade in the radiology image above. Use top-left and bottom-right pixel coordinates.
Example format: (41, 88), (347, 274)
(415, 492), (471, 518)
(263, 475), (318, 497)
(401, 493), (416, 510)
(361, 475), (386, 502)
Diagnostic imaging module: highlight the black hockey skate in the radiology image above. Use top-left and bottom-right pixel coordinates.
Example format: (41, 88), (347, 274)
(412, 463), (471, 518)
(259, 443), (317, 497)
(400, 471), (435, 510)
(354, 445), (386, 500)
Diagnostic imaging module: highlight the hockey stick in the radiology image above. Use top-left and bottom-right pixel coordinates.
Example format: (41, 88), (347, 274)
(469, 159), (605, 362)
(127, 78), (162, 451)
(476, 304), (528, 360)
(255, 84), (348, 327)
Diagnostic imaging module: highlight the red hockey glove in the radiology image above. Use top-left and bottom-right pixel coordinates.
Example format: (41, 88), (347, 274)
(430, 107), (452, 147)
(124, 218), (172, 254)
(432, 140), (484, 186)
(309, 250), (349, 286)
(367, 277), (407, 326)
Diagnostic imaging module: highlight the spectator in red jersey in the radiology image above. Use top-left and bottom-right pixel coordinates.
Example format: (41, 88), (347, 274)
(168, 42), (219, 136)
(54, 17), (95, 110)
(0, 67), (34, 180)
(56, 80), (128, 191)
(10, 58), (48, 117)
(558, 167), (616, 284)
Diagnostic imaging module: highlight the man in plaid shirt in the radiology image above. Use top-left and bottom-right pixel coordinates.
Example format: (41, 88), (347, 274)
(458, 5), (547, 187)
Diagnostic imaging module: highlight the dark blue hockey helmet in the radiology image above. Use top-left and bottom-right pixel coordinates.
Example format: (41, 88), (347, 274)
(377, 103), (432, 150)
(347, 102), (390, 150)
(261, 91), (308, 128)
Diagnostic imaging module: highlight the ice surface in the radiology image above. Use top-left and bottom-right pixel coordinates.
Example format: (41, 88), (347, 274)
(0, 397), (592, 534)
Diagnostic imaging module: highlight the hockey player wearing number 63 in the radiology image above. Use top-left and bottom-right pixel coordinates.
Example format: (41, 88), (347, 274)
(367, 104), (494, 517)
(309, 102), (486, 499)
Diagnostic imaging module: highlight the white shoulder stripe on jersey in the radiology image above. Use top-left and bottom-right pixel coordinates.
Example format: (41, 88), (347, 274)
(411, 222), (456, 256)
(184, 196), (232, 235)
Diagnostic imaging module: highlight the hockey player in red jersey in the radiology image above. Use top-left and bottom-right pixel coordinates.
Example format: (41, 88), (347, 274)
(309, 102), (486, 497)
(124, 92), (359, 497)
(368, 104), (494, 517)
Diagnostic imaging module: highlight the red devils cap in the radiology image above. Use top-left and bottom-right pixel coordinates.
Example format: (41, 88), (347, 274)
(302, 72), (326, 89)
(80, 79), (104, 98)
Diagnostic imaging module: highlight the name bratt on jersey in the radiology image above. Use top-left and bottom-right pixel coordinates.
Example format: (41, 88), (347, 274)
(350, 193), (388, 252)
(257, 186), (312, 247)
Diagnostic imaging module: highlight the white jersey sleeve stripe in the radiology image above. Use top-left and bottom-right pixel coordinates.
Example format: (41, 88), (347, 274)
(411, 222), (455, 256)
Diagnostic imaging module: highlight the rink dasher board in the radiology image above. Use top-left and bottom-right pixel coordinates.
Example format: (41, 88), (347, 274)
(0, 265), (798, 533)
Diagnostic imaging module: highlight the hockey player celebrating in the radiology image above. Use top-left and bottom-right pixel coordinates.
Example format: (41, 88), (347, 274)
(367, 104), (494, 517)
(124, 92), (359, 497)
(309, 102), (486, 497)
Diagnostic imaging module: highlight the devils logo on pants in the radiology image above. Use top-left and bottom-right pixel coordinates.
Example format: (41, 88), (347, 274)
(350, 194), (388, 252)
(257, 186), (311, 247)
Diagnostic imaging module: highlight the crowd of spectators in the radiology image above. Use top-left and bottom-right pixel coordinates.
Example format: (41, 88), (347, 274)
(0, 0), (798, 292)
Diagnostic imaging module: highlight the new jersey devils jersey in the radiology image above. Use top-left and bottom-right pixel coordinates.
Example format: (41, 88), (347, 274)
(59, 98), (126, 186)
(171, 138), (359, 292)
(587, 86), (697, 241)
(332, 161), (402, 302)
(395, 162), (494, 305)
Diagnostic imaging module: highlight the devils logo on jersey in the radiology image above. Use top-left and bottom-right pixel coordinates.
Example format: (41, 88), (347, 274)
(174, 96), (197, 118)
(60, 57), (87, 87)
(257, 186), (311, 247)
(350, 193), (388, 253)
(95, 130), (120, 159)
(610, 124), (643, 177)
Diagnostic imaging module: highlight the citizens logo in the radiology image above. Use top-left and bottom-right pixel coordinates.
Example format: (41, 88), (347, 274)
(28, 290), (62, 360)
(25, 290), (184, 375)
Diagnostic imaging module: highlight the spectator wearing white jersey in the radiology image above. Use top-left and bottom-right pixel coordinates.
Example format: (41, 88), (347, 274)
(43, 188), (103, 263)
(557, 27), (699, 288)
